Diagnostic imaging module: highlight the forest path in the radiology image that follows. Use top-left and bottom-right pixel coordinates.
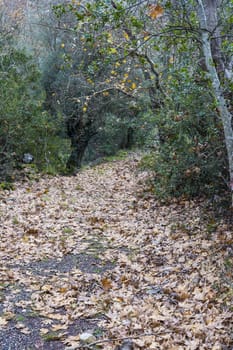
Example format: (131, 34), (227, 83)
(0, 154), (232, 349)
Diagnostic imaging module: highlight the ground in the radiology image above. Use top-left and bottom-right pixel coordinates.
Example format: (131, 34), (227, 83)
(0, 153), (232, 349)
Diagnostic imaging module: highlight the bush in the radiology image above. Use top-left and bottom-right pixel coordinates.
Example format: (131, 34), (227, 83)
(0, 40), (69, 179)
(141, 75), (228, 199)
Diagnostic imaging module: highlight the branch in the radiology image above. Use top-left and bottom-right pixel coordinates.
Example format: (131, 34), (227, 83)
(78, 332), (164, 349)
(90, 86), (136, 99)
(133, 52), (166, 98)
(111, 0), (148, 13)
(71, 85), (135, 105)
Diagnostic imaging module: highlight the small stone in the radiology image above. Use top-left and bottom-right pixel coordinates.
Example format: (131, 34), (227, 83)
(79, 332), (96, 344)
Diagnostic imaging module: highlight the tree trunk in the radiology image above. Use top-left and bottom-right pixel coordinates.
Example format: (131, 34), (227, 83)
(66, 115), (97, 172)
(120, 127), (134, 149)
(203, 0), (225, 75)
(197, 0), (233, 205)
(66, 132), (90, 171)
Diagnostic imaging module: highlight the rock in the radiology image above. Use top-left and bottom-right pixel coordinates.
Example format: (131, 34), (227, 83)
(79, 331), (96, 344)
(22, 153), (34, 164)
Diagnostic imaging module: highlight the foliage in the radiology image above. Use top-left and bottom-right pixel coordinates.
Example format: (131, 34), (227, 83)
(84, 113), (130, 160)
(56, 0), (232, 200)
(0, 181), (15, 191)
(61, 0), (230, 200)
(0, 36), (68, 179)
(41, 22), (144, 170)
(143, 72), (228, 198)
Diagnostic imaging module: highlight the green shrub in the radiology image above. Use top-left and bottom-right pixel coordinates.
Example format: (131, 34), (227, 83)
(0, 40), (69, 179)
(141, 74), (228, 199)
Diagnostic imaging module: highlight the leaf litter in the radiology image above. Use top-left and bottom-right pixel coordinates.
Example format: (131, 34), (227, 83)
(0, 153), (232, 349)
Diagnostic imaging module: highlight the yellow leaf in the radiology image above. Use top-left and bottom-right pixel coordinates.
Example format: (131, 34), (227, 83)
(87, 78), (93, 84)
(60, 43), (65, 48)
(107, 38), (113, 44)
(148, 4), (164, 20)
(83, 106), (87, 112)
(109, 47), (117, 54)
(22, 235), (29, 242)
(131, 82), (137, 90)
(123, 32), (129, 41)
(41, 284), (52, 292)
(103, 91), (109, 97)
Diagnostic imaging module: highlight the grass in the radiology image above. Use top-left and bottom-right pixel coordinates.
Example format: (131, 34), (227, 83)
(102, 150), (128, 162)
(75, 184), (84, 191)
(62, 227), (74, 234)
(12, 217), (20, 225)
(42, 331), (64, 341)
(15, 314), (26, 322)
(0, 181), (15, 191)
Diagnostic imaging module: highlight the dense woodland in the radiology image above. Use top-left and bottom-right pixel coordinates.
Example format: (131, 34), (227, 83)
(1, 1), (233, 349)
(0, 0), (232, 204)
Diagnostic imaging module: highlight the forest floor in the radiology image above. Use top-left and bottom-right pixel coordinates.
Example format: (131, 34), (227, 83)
(0, 153), (233, 350)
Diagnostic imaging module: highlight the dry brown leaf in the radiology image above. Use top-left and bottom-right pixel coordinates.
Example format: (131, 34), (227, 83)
(101, 277), (113, 291)
(46, 313), (65, 320)
(51, 324), (68, 331)
(0, 317), (8, 327)
(20, 328), (31, 335)
(0, 154), (232, 349)
(63, 334), (80, 347)
(40, 328), (50, 335)
(148, 4), (164, 19)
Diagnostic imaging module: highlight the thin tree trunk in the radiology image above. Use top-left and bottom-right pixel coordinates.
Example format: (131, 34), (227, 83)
(66, 115), (97, 172)
(197, 0), (233, 205)
(66, 134), (89, 171)
(203, 0), (225, 75)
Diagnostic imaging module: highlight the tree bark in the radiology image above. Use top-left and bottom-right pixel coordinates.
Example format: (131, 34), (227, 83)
(203, 0), (225, 75)
(66, 115), (97, 172)
(66, 134), (89, 171)
(197, 0), (233, 205)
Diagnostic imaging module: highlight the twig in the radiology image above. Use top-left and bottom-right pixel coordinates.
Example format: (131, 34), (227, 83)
(78, 332), (163, 349)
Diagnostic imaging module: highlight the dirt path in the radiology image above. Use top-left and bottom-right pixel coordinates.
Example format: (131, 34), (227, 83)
(0, 154), (232, 349)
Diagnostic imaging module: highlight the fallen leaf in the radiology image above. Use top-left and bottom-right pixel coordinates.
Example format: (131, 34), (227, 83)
(101, 277), (113, 291)
(0, 317), (8, 327)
